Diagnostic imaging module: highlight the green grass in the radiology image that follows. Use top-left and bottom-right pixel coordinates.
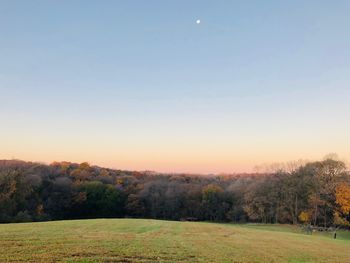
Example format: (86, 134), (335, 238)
(0, 219), (349, 262)
(241, 223), (350, 241)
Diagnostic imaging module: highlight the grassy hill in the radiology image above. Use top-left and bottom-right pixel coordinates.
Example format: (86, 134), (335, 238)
(0, 219), (349, 262)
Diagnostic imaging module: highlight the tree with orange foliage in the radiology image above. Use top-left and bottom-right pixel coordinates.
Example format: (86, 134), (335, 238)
(298, 210), (312, 224)
(334, 183), (350, 226)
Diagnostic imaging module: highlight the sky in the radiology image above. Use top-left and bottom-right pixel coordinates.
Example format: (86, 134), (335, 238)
(1, 1), (350, 174)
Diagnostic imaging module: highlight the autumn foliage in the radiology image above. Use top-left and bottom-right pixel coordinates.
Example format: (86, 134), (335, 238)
(0, 159), (349, 227)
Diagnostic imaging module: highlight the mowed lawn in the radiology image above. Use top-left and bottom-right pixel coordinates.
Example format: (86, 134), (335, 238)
(0, 219), (349, 263)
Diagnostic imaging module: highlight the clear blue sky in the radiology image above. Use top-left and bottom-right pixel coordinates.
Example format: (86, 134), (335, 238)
(1, 1), (350, 173)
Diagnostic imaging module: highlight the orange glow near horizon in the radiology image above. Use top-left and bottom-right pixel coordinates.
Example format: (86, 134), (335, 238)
(1, 142), (349, 174)
(1, 110), (350, 174)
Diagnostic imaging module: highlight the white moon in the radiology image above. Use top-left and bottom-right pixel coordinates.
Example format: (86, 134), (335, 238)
(196, 19), (201, 24)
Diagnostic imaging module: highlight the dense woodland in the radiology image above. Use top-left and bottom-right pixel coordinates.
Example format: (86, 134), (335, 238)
(0, 159), (349, 227)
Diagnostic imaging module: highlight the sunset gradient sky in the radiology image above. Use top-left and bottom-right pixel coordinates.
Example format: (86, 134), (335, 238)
(1, 1), (350, 173)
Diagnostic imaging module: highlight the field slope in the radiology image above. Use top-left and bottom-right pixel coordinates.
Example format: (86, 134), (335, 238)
(0, 219), (349, 262)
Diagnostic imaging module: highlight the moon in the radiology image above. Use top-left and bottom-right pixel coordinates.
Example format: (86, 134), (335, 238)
(196, 19), (201, 24)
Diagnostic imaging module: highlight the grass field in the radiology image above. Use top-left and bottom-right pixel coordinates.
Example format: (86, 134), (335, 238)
(0, 219), (349, 262)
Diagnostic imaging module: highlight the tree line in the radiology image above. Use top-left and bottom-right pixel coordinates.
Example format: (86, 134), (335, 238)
(0, 159), (349, 227)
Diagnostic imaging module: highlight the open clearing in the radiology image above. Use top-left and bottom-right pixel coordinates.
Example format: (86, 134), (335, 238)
(0, 219), (349, 262)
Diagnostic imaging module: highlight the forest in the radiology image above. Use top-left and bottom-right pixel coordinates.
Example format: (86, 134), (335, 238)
(0, 158), (349, 227)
